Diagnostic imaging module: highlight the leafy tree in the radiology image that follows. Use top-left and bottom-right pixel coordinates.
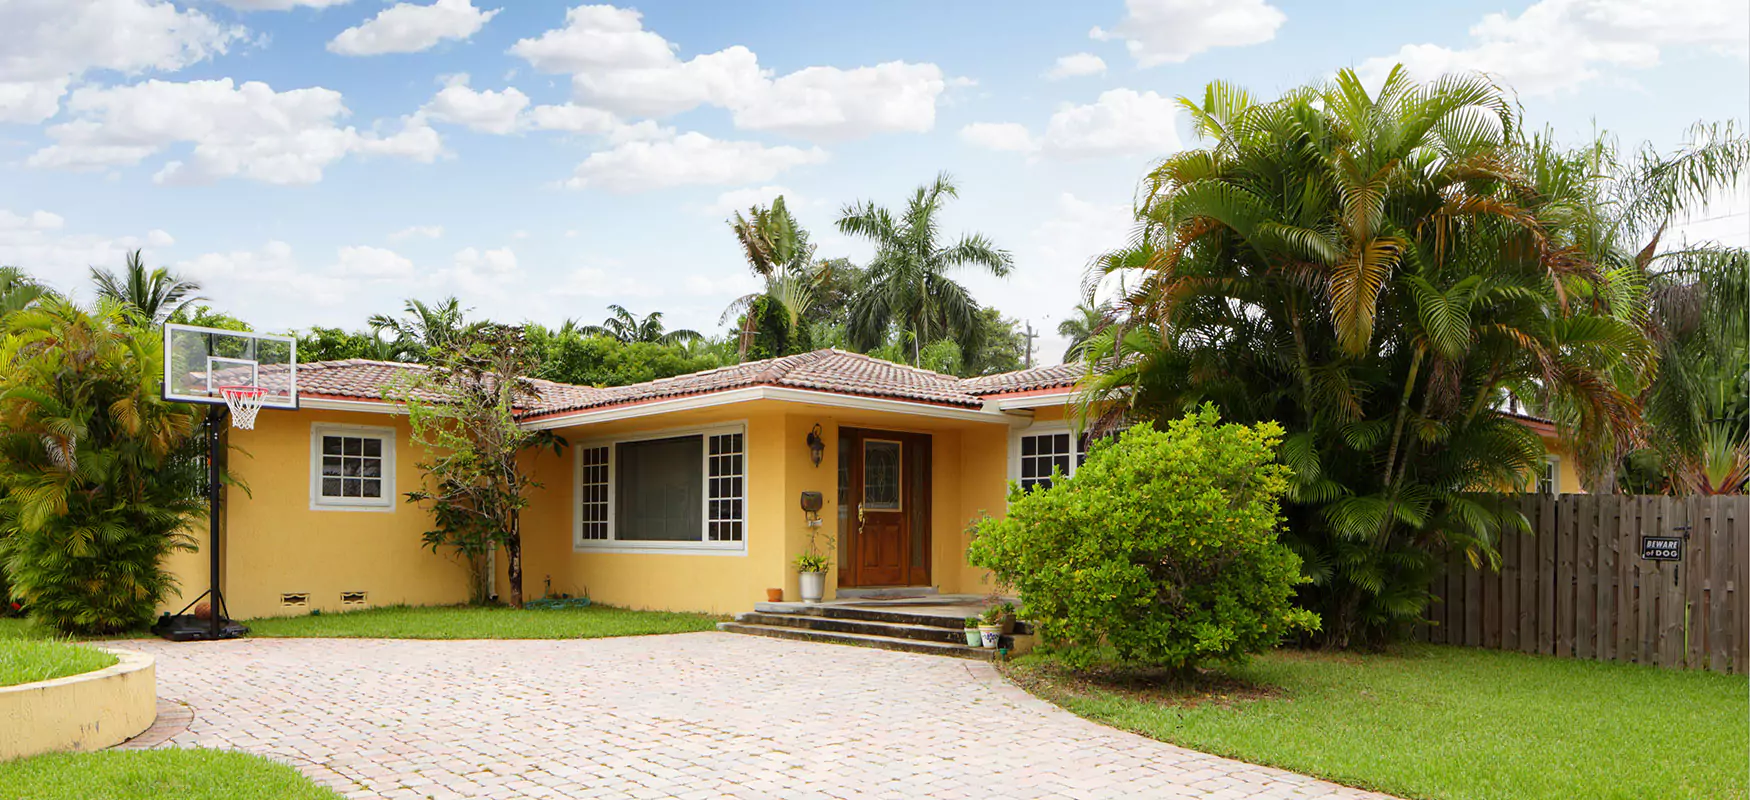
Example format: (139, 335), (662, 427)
(837, 173), (1014, 364)
(1080, 68), (1659, 646)
(369, 297), (479, 363)
(582, 304), (700, 346)
(0, 267), (51, 318)
(1057, 294), (1112, 364)
(90, 250), (204, 324)
(963, 307), (1030, 375)
(725, 196), (832, 358)
(0, 298), (207, 633)
(1638, 248), (1749, 493)
(917, 339), (963, 375)
(969, 408), (1318, 672)
(391, 325), (566, 607)
(169, 305), (252, 332)
(296, 327), (396, 362)
(526, 326), (728, 387)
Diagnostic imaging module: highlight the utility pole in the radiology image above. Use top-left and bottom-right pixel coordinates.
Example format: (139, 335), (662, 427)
(1022, 321), (1038, 368)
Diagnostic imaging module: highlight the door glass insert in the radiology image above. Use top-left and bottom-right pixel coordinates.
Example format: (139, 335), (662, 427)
(863, 440), (901, 511)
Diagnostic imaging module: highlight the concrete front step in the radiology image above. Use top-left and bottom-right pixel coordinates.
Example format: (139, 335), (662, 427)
(717, 621), (997, 660)
(750, 602), (1035, 636)
(734, 611), (975, 646)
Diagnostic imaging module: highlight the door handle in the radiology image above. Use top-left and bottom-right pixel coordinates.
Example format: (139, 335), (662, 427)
(857, 503), (865, 526)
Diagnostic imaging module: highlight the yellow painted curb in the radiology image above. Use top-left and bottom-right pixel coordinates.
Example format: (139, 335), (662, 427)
(0, 647), (156, 761)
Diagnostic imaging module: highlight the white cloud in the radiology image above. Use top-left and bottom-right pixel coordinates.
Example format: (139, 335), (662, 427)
(0, 0), (245, 124)
(1046, 53), (1107, 79)
(524, 103), (622, 134)
(0, 208), (174, 297)
(959, 122), (1039, 153)
(176, 241), (353, 312)
(211, 0), (353, 9)
(388, 224), (443, 240)
(441, 246), (520, 300)
(28, 79), (442, 185)
(730, 61), (946, 139)
(960, 89), (1181, 159)
(420, 75), (529, 134)
(328, 0), (498, 56)
(1360, 0), (1749, 96)
(1042, 89), (1181, 158)
(1091, 0), (1285, 67)
(703, 185), (794, 217)
(566, 131), (827, 192)
(510, 5), (946, 139)
(335, 245), (415, 280)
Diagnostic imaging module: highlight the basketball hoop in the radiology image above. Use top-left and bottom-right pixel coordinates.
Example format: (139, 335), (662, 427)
(218, 385), (267, 430)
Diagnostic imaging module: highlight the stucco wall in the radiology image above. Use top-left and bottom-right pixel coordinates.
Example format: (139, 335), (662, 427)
(0, 648), (155, 761)
(161, 407), (471, 620)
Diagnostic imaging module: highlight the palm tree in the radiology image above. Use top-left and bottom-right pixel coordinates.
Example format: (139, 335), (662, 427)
(0, 267), (50, 318)
(582, 305), (700, 345)
(368, 297), (478, 363)
(723, 195), (831, 359)
(90, 250), (203, 324)
(1078, 67), (1659, 646)
(836, 173), (1014, 365)
(1057, 294), (1111, 363)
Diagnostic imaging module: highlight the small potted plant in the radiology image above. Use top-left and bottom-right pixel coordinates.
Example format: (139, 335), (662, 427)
(962, 616), (982, 647)
(996, 602), (1018, 635)
(793, 552), (830, 603)
(977, 606), (1004, 649)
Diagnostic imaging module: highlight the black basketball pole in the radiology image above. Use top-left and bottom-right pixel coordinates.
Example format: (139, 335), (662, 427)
(207, 407), (224, 638)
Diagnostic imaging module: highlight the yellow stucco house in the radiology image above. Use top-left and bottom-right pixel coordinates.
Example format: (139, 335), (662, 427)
(159, 347), (1579, 622)
(162, 350), (1097, 619)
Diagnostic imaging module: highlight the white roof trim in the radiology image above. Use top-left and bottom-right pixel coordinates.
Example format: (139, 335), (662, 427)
(990, 390), (1075, 410)
(300, 397), (401, 415)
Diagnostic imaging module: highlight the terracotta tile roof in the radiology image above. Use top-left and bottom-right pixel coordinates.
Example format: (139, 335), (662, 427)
(269, 351), (1096, 419)
(958, 362), (1084, 395)
(523, 349), (984, 417)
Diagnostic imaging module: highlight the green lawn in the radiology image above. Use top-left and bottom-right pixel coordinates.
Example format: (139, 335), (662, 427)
(0, 750), (340, 799)
(0, 637), (117, 687)
(1009, 644), (1748, 800)
(243, 603), (720, 639)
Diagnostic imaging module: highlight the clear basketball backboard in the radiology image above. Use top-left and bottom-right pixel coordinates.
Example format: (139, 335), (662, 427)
(163, 323), (298, 409)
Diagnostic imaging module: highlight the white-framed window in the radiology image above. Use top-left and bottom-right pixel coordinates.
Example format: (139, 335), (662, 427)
(1009, 425), (1088, 492)
(1536, 456), (1560, 495)
(310, 424), (395, 511)
(573, 423), (747, 555)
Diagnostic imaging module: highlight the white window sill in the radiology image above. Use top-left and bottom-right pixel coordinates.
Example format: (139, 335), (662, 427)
(572, 542), (747, 557)
(310, 501), (396, 513)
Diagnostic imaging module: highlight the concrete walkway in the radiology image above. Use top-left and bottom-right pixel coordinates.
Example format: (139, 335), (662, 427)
(121, 633), (1391, 800)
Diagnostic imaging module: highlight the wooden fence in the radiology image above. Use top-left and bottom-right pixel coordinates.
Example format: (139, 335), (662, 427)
(1425, 494), (1746, 673)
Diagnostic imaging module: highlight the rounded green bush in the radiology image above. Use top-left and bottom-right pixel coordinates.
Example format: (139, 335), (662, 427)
(969, 405), (1318, 671)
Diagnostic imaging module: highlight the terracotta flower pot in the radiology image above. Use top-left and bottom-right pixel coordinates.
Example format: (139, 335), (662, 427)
(766, 588), (784, 603)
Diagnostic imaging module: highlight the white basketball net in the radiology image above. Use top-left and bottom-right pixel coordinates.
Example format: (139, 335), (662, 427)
(218, 385), (267, 430)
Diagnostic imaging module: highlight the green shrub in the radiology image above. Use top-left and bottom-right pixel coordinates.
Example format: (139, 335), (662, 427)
(969, 406), (1318, 672)
(0, 299), (206, 635)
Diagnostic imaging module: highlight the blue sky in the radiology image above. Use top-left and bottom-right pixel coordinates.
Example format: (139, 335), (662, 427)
(2, 0), (1746, 362)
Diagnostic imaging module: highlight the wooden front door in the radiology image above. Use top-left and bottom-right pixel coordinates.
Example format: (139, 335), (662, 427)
(840, 428), (931, 587)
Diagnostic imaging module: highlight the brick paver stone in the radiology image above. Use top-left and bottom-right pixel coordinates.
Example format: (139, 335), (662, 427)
(119, 634), (1393, 800)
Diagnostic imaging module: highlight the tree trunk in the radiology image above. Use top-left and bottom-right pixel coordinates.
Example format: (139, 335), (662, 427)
(507, 510), (524, 609)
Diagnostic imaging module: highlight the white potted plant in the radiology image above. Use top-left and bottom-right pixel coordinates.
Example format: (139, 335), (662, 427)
(793, 552), (830, 603)
(977, 606), (1003, 649)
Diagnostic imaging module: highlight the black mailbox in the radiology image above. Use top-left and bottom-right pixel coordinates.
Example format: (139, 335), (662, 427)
(799, 491), (824, 513)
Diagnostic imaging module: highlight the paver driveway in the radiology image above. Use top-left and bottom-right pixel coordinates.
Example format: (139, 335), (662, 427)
(122, 633), (1391, 800)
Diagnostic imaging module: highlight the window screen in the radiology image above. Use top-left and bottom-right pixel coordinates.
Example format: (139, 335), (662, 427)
(706, 432), (744, 542)
(579, 445), (609, 540)
(320, 433), (386, 500)
(615, 435), (702, 541)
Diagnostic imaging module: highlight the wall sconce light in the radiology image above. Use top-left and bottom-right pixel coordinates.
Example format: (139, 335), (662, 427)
(806, 423), (825, 467)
